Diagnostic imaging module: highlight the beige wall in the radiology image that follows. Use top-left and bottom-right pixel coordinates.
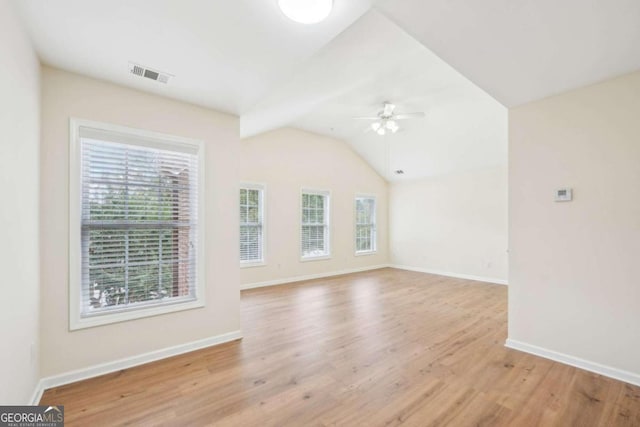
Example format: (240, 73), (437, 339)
(0, 0), (41, 404)
(40, 67), (241, 377)
(239, 128), (389, 287)
(509, 71), (640, 377)
(390, 167), (508, 283)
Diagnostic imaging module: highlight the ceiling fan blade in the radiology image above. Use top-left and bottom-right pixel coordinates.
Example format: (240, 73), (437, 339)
(394, 112), (426, 120)
(352, 116), (380, 120)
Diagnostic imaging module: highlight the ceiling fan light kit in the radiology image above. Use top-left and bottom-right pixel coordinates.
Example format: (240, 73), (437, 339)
(357, 102), (425, 136)
(278, 0), (333, 24)
(371, 119), (399, 135)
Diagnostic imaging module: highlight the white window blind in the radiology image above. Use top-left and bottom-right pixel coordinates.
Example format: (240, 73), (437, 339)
(355, 196), (376, 253)
(301, 190), (330, 259)
(77, 125), (200, 319)
(240, 185), (264, 264)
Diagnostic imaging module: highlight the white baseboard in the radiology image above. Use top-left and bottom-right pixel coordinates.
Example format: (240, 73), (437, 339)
(505, 338), (640, 387)
(241, 264), (391, 290)
(30, 379), (45, 406)
(390, 264), (508, 285)
(31, 330), (242, 404)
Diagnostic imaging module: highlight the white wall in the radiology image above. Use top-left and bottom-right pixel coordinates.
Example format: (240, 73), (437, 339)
(509, 71), (640, 381)
(390, 167), (508, 283)
(239, 128), (389, 287)
(40, 67), (241, 377)
(0, 0), (41, 404)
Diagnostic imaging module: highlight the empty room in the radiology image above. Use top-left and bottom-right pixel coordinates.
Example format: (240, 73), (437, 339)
(1, 0), (639, 425)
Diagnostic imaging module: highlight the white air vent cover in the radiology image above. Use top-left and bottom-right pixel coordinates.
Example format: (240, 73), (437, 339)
(128, 62), (173, 84)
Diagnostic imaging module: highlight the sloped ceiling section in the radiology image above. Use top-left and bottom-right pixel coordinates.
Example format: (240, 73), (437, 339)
(271, 11), (507, 181)
(13, 0), (638, 180)
(240, 11), (424, 139)
(12, 0), (373, 115)
(376, 0), (640, 107)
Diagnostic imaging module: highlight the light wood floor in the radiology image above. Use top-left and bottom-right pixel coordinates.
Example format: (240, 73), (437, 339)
(41, 268), (640, 426)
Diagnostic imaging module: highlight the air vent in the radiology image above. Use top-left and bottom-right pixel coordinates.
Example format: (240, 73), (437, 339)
(128, 62), (173, 84)
(131, 65), (144, 76)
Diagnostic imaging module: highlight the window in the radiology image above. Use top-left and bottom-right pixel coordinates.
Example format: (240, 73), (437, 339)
(301, 190), (330, 259)
(355, 196), (377, 254)
(69, 119), (205, 329)
(239, 184), (265, 265)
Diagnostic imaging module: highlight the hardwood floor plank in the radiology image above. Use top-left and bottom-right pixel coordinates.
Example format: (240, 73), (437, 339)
(40, 268), (640, 426)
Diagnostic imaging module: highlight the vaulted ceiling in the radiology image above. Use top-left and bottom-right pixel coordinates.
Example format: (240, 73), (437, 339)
(12, 0), (640, 181)
(377, 0), (640, 107)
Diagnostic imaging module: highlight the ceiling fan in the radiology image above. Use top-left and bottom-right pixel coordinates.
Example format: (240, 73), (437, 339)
(354, 102), (426, 135)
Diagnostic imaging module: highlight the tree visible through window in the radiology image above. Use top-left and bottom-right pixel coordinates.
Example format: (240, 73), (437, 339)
(355, 196), (376, 253)
(81, 136), (198, 315)
(301, 191), (330, 258)
(240, 185), (264, 263)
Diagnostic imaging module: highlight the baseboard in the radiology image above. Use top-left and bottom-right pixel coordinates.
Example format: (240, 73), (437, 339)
(241, 264), (391, 290)
(30, 379), (45, 405)
(32, 330), (243, 403)
(505, 338), (640, 387)
(390, 264), (508, 285)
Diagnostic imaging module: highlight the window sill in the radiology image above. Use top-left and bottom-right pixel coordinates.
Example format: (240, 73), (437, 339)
(240, 260), (266, 269)
(300, 255), (332, 262)
(70, 297), (205, 330)
(355, 250), (377, 257)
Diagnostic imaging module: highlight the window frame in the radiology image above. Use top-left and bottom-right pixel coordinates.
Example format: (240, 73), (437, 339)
(239, 182), (266, 267)
(300, 188), (331, 261)
(354, 194), (377, 256)
(69, 118), (206, 330)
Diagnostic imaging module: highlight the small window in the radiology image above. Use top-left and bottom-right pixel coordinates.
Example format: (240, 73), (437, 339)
(355, 196), (377, 254)
(239, 184), (265, 265)
(301, 190), (330, 260)
(69, 119), (205, 329)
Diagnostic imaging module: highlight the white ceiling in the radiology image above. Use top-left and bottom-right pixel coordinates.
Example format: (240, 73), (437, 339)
(269, 11), (506, 180)
(376, 0), (640, 107)
(12, 0), (373, 114)
(12, 0), (638, 181)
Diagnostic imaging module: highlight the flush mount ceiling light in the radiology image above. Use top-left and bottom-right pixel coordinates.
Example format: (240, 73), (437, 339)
(278, 0), (333, 24)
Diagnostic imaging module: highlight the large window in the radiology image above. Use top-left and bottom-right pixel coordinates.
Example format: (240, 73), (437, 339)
(355, 196), (377, 254)
(301, 190), (330, 260)
(69, 119), (205, 329)
(239, 184), (265, 265)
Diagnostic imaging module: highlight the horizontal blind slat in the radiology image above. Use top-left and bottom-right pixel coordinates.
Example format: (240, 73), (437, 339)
(355, 197), (376, 252)
(80, 136), (199, 317)
(301, 192), (329, 257)
(239, 187), (263, 262)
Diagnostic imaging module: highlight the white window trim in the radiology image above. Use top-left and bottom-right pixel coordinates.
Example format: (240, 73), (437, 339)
(239, 181), (267, 268)
(300, 188), (331, 261)
(69, 118), (206, 330)
(354, 193), (378, 256)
